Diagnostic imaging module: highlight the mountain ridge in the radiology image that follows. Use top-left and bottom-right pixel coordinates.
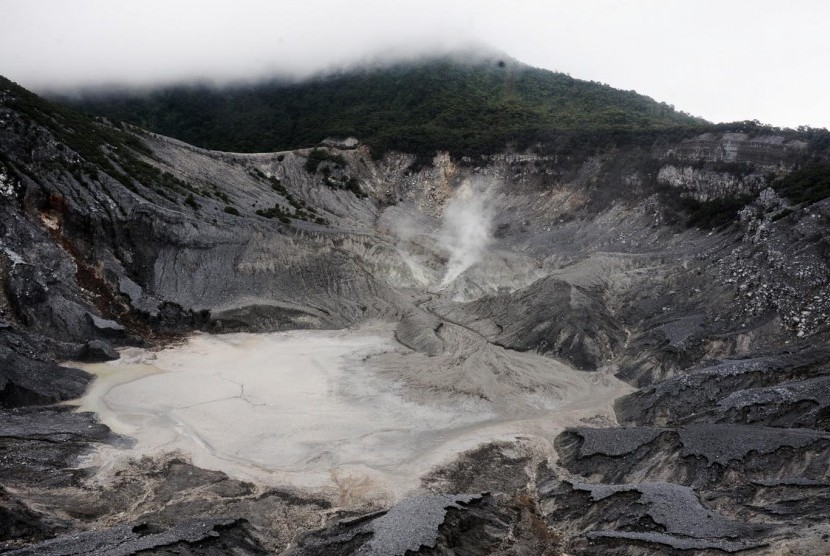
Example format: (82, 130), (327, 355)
(51, 54), (706, 160)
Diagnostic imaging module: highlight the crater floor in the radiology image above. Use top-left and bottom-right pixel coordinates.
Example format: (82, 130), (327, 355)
(74, 323), (631, 498)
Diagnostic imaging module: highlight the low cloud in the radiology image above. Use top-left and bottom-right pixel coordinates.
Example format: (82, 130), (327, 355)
(2, 0), (487, 91)
(3, 0), (829, 128)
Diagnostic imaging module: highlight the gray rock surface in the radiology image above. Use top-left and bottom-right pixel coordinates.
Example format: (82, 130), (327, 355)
(556, 424), (830, 490)
(615, 347), (830, 426)
(584, 531), (766, 553)
(439, 276), (625, 370)
(289, 495), (481, 556)
(677, 424), (830, 466)
(567, 426), (668, 457)
(540, 479), (770, 554)
(83, 339), (119, 361)
(0, 345), (90, 406)
(4, 518), (264, 556)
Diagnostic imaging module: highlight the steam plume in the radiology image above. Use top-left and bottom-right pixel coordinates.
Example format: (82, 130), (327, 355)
(439, 180), (494, 286)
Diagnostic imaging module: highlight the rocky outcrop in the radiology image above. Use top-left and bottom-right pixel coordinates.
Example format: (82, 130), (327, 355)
(615, 346), (830, 426)
(5, 519), (266, 556)
(438, 276), (625, 370)
(0, 344), (90, 407)
(287, 495), (487, 555)
(542, 338), (830, 552)
(657, 164), (768, 202)
(655, 131), (808, 169)
(540, 479), (770, 554)
(556, 425), (830, 487)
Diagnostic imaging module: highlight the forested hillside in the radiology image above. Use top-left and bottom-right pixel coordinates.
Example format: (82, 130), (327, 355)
(55, 55), (705, 159)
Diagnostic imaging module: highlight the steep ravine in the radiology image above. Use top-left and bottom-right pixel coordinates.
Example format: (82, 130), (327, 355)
(1, 79), (830, 554)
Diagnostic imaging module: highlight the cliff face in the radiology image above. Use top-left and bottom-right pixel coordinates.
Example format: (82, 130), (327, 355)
(2, 79), (830, 554)
(658, 131), (808, 167)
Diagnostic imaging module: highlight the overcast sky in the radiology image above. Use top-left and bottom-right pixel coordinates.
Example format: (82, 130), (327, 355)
(2, 0), (829, 128)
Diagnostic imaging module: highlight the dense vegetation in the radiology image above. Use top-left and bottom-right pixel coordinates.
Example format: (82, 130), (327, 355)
(774, 163), (830, 205)
(666, 191), (756, 229)
(54, 56), (705, 160)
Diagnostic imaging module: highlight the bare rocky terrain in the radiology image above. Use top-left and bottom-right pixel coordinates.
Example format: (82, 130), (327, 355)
(1, 77), (830, 554)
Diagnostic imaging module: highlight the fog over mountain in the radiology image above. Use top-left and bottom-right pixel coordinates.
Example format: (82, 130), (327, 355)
(3, 0), (830, 128)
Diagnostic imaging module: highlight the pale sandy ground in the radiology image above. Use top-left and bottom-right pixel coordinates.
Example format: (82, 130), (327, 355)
(74, 322), (633, 500)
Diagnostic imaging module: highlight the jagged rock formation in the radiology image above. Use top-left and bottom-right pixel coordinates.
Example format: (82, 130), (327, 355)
(1, 75), (830, 554)
(5, 519), (267, 556)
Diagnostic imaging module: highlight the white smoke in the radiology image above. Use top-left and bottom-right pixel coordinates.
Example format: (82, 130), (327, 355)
(438, 180), (494, 286)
